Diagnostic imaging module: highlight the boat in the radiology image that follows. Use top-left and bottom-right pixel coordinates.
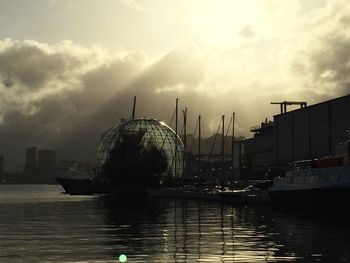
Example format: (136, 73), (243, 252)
(269, 140), (350, 209)
(50, 166), (94, 195)
(217, 181), (272, 204)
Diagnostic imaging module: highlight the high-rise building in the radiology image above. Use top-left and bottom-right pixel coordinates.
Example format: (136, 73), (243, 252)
(25, 147), (37, 174)
(0, 155), (4, 175)
(38, 150), (56, 176)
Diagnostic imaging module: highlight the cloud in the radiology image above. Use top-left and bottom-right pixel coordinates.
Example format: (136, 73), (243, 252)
(238, 25), (255, 39)
(2, 79), (13, 88)
(0, 40), (208, 170)
(3, 0), (350, 170)
(309, 34), (350, 93)
(119, 0), (153, 16)
(0, 39), (146, 169)
(0, 40), (86, 90)
(290, 2), (350, 98)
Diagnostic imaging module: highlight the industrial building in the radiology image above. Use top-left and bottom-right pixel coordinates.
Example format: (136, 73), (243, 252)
(240, 120), (274, 178)
(241, 94), (350, 178)
(274, 95), (350, 165)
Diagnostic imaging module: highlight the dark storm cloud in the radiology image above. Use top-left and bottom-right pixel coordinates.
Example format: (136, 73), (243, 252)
(0, 41), (82, 90)
(0, 42), (207, 170)
(339, 15), (350, 26)
(309, 34), (350, 90)
(2, 79), (13, 87)
(292, 12), (350, 97)
(0, 40), (131, 169)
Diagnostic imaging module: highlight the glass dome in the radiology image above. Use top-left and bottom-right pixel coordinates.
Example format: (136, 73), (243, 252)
(96, 118), (184, 187)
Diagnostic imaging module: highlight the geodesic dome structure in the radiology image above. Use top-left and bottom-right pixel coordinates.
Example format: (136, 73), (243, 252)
(97, 118), (184, 183)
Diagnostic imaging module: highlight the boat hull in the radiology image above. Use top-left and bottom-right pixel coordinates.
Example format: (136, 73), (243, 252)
(54, 177), (94, 195)
(269, 185), (350, 209)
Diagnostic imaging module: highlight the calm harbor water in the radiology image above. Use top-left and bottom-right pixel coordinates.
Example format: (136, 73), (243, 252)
(0, 185), (350, 262)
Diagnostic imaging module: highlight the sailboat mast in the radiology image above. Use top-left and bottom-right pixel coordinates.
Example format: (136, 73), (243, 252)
(175, 98), (178, 178)
(198, 114), (201, 174)
(232, 112), (235, 177)
(221, 115), (225, 161)
(183, 107), (187, 176)
(132, 96), (137, 120)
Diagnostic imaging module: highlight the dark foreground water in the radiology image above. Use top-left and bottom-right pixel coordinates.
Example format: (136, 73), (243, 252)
(0, 185), (350, 262)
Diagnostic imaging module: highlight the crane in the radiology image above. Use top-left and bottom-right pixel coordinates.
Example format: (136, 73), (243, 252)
(271, 101), (307, 114)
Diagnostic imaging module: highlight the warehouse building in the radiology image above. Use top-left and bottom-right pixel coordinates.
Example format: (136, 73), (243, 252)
(274, 94), (350, 165)
(240, 120), (274, 179)
(241, 94), (350, 178)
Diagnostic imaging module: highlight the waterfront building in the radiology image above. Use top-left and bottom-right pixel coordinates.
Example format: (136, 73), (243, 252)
(274, 94), (350, 165)
(241, 94), (350, 178)
(25, 147), (37, 174)
(38, 150), (56, 177)
(241, 121), (274, 179)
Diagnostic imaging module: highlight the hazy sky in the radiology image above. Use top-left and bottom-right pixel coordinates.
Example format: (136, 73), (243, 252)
(1, 0), (350, 169)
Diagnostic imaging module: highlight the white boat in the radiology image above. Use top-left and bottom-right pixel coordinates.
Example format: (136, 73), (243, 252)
(218, 182), (272, 204)
(269, 141), (350, 208)
(50, 167), (94, 195)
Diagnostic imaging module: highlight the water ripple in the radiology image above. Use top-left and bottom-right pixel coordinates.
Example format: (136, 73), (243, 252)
(1, 185), (350, 262)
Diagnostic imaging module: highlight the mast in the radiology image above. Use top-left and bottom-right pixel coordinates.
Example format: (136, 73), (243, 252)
(183, 107), (187, 176)
(221, 115), (225, 161)
(175, 98), (178, 178)
(132, 96), (137, 120)
(198, 114), (201, 174)
(232, 112), (235, 177)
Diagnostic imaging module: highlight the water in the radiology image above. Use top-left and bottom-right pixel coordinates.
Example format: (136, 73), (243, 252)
(0, 185), (350, 262)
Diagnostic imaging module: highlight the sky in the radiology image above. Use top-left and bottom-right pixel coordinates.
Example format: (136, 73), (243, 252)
(1, 0), (350, 170)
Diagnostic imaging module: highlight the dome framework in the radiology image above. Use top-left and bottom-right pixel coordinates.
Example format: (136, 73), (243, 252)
(97, 118), (184, 185)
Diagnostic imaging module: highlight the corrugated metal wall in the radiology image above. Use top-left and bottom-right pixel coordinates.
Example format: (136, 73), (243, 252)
(309, 103), (329, 158)
(275, 112), (292, 164)
(274, 95), (350, 165)
(292, 108), (309, 160)
(331, 97), (350, 151)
